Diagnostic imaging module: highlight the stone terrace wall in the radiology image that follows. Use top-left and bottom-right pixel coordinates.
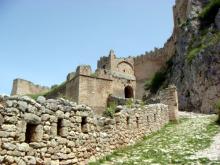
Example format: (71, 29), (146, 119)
(0, 96), (169, 165)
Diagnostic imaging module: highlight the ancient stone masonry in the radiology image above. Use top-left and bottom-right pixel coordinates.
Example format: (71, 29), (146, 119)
(11, 79), (50, 96)
(159, 85), (179, 121)
(11, 46), (175, 114)
(0, 95), (172, 165)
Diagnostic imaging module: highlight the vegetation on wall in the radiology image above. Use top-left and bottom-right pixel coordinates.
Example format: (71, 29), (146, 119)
(144, 58), (173, 94)
(199, 0), (220, 29)
(27, 93), (45, 100)
(187, 30), (220, 63)
(145, 69), (168, 94)
(103, 102), (117, 118)
(125, 99), (133, 108)
(44, 81), (67, 97)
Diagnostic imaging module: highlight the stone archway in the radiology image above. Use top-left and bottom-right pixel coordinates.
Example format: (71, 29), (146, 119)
(124, 86), (134, 98)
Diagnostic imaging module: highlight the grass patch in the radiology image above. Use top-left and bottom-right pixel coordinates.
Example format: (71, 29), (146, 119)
(90, 115), (220, 164)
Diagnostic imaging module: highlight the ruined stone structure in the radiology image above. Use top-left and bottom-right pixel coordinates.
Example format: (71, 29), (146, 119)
(11, 46), (175, 114)
(159, 85), (179, 121)
(11, 79), (50, 96)
(0, 85), (178, 164)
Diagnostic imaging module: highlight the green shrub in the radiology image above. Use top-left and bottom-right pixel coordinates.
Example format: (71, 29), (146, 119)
(51, 84), (58, 89)
(199, 0), (220, 28)
(44, 81), (66, 97)
(215, 100), (220, 124)
(126, 99), (133, 108)
(187, 46), (204, 63)
(27, 93), (45, 100)
(145, 70), (167, 94)
(103, 102), (117, 118)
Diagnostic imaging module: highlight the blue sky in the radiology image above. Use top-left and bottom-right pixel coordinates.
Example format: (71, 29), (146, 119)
(0, 0), (175, 95)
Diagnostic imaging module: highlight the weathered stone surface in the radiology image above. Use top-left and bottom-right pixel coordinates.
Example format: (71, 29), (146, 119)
(18, 101), (28, 112)
(16, 143), (30, 152)
(3, 143), (16, 150)
(0, 93), (176, 164)
(23, 156), (36, 165)
(24, 113), (41, 124)
(37, 96), (46, 104)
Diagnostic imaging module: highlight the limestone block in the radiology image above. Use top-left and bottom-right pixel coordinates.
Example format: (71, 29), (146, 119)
(0, 114), (4, 126)
(37, 96), (46, 104)
(1, 124), (17, 132)
(0, 131), (14, 138)
(23, 156), (36, 165)
(6, 100), (13, 107)
(4, 116), (17, 124)
(16, 143), (29, 152)
(15, 157), (26, 165)
(2, 143), (16, 150)
(34, 125), (43, 142)
(5, 156), (15, 164)
(18, 101), (28, 112)
(41, 114), (50, 121)
(50, 123), (57, 137)
(51, 160), (59, 165)
(62, 119), (71, 127)
(24, 113), (41, 124)
(56, 110), (64, 118)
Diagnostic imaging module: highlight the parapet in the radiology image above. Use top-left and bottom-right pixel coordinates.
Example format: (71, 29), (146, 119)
(66, 72), (76, 81)
(76, 65), (92, 76)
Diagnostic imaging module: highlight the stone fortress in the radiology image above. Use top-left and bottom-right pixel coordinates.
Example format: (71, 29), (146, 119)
(0, 0), (189, 164)
(0, 85), (178, 164)
(12, 39), (175, 114)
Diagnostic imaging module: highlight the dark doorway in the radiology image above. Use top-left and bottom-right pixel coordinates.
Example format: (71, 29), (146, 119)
(124, 86), (134, 98)
(25, 123), (37, 143)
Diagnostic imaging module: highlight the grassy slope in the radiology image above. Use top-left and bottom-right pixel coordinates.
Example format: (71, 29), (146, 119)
(90, 115), (220, 165)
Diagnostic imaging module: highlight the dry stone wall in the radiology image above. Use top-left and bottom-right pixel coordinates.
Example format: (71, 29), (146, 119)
(0, 95), (170, 165)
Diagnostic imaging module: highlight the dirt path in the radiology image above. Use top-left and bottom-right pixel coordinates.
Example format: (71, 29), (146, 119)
(90, 112), (220, 165)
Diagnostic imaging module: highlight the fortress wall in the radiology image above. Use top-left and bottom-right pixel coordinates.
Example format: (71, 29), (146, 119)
(65, 76), (80, 103)
(0, 96), (170, 164)
(134, 38), (175, 99)
(78, 75), (113, 115)
(11, 79), (50, 96)
(112, 78), (136, 98)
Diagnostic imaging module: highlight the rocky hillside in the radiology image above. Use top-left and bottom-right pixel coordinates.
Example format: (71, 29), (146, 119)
(162, 0), (220, 113)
